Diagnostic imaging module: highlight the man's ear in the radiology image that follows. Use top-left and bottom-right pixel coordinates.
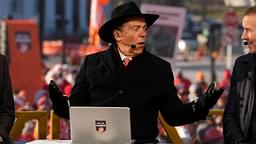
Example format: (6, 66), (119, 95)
(113, 29), (122, 41)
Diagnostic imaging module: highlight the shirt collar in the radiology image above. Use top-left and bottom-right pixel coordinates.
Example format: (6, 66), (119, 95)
(118, 49), (132, 61)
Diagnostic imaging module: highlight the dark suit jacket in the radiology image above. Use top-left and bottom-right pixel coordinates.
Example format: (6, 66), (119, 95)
(224, 54), (256, 143)
(67, 45), (207, 141)
(0, 54), (15, 141)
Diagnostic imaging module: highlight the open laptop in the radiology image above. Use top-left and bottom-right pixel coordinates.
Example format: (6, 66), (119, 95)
(69, 106), (132, 144)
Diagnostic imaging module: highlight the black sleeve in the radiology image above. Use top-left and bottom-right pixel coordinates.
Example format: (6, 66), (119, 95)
(159, 62), (207, 126)
(69, 57), (90, 106)
(0, 55), (15, 140)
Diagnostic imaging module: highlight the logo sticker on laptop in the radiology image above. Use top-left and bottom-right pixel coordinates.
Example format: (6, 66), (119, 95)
(95, 120), (106, 133)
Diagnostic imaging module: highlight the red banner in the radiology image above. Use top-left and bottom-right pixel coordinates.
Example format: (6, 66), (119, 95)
(7, 20), (43, 103)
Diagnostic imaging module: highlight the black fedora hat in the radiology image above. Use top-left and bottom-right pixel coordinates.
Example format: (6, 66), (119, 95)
(99, 2), (159, 43)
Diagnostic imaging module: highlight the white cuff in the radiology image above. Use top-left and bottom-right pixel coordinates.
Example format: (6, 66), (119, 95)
(0, 136), (3, 142)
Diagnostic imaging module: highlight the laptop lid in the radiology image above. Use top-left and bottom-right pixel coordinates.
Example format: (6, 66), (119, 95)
(69, 106), (132, 144)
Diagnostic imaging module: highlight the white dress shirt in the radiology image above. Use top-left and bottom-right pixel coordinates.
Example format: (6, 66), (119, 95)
(118, 50), (132, 65)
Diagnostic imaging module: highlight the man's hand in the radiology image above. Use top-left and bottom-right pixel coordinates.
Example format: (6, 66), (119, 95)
(196, 82), (224, 109)
(48, 80), (70, 119)
(49, 80), (64, 101)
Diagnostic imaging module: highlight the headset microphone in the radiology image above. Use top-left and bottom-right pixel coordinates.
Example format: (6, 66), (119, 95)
(120, 40), (137, 49)
(131, 44), (136, 49)
(243, 41), (248, 45)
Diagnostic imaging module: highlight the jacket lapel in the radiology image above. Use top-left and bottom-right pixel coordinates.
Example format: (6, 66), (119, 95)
(100, 45), (126, 86)
(240, 54), (256, 137)
(124, 50), (152, 83)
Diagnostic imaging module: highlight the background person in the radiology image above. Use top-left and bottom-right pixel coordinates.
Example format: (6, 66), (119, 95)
(223, 6), (256, 144)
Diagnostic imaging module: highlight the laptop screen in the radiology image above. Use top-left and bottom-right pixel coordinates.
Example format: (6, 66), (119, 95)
(69, 106), (132, 144)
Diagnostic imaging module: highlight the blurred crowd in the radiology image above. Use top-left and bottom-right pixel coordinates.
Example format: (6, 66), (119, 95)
(13, 63), (231, 143)
(13, 64), (78, 142)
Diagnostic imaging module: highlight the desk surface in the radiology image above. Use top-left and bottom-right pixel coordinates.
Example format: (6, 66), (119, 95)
(26, 140), (72, 144)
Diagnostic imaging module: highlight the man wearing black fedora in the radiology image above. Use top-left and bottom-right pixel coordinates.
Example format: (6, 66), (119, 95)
(49, 1), (224, 143)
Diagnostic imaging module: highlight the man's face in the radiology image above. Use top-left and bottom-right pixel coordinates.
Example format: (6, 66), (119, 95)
(241, 14), (256, 54)
(114, 17), (147, 57)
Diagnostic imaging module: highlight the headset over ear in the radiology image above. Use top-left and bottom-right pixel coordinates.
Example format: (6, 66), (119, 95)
(113, 29), (123, 41)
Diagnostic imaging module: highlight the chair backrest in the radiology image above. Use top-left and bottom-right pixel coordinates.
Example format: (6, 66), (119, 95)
(10, 111), (48, 140)
(158, 113), (183, 144)
(49, 111), (60, 139)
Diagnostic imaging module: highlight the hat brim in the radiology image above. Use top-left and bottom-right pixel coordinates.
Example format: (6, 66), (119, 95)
(99, 14), (159, 43)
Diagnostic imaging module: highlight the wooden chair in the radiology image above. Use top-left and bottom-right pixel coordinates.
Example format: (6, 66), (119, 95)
(49, 111), (60, 139)
(9, 111), (48, 140)
(158, 113), (183, 144)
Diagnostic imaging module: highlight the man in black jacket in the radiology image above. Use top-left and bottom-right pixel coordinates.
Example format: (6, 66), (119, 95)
(223, 6), (256, 144)
(0, 54), (15, 143)
(49, 2), (223, 143)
